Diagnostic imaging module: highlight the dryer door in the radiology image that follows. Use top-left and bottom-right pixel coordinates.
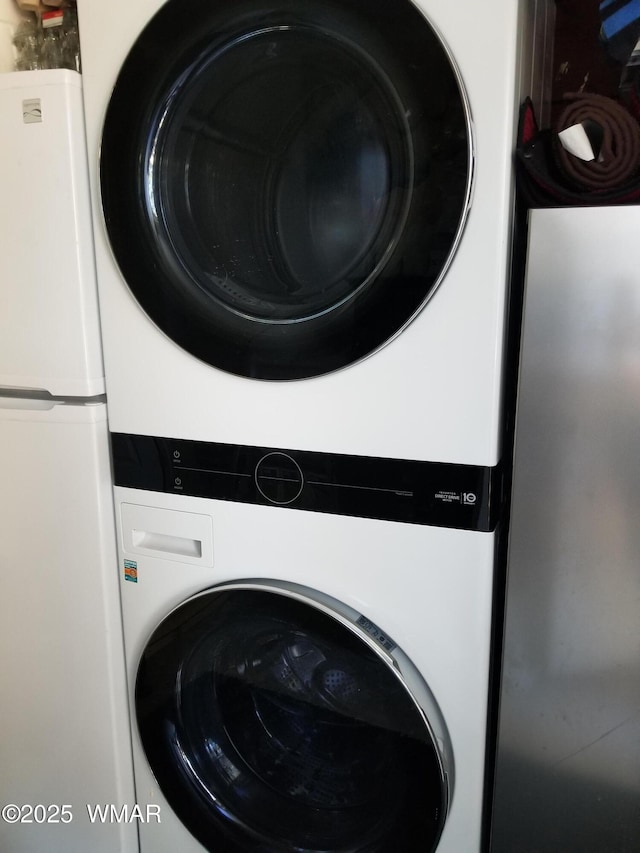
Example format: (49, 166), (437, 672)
(100, 0), (471, 380)
(136, 581), (452, 852)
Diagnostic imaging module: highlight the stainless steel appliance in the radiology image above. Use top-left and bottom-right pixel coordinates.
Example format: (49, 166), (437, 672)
(492, 206), (640, 852)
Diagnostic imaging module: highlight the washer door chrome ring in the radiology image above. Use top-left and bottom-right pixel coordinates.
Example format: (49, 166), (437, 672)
(136, 578), (453, 852)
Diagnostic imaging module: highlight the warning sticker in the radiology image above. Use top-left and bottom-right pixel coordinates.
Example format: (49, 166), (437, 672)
(124, 559), (138, 583)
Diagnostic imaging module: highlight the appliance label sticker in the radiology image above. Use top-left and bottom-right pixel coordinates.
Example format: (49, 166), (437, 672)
(124, 560), (138, 583)
(434, 490), (461, 504)
(434, 490), (477, 506)
(356, 615), (397, 653)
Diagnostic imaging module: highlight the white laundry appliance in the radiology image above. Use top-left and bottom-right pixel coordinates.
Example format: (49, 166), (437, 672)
(0, 70), (137, 853)
(75, 0), (533, 850)
(113, 483), (498, 853)
(78, 0), (526, 466)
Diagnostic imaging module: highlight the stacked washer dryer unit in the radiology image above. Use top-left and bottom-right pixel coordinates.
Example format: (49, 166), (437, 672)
(79, 0), (523, 850)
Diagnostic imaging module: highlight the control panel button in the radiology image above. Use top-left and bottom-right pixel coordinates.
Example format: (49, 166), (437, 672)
(255, 452), (304, 505)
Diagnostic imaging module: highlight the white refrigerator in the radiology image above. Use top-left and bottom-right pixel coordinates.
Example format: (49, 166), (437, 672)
(0, 70), (138, 853)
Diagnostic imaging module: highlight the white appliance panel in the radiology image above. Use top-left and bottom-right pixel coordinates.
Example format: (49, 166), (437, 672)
(0, 69), (104, 397)
(0, 402), (137, 853)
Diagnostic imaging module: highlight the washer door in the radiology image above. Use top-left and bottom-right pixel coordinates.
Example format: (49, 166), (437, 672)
(136, 581), (452, 852)
(100, 0), (471, 380)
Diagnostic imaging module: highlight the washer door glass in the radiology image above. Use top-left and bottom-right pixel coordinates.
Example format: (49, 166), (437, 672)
(101, 0), (471, 380)
(136, 586), (450, 852)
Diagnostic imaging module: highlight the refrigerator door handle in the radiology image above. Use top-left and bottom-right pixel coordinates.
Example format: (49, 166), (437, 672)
(0, 391), (107, 410)
(0, 394), (58, 411)
(0, 394), (108, 426)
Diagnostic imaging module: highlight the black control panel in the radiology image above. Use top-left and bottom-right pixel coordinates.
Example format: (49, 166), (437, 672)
(111, 433), (503, 532)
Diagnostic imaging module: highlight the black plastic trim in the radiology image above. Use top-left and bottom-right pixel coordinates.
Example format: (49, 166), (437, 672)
(111, 432), (503, 532)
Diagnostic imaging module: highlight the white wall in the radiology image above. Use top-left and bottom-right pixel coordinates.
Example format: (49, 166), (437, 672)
(0, 0), (29, 72)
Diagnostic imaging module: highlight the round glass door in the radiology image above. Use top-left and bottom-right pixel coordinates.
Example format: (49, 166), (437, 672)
(136, 584), (451, 852)
(101, 0), (471, 379)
